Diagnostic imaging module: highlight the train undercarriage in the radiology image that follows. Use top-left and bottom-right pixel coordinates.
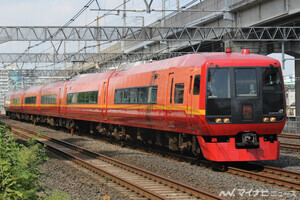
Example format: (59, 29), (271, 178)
(7, 111), (202, 157)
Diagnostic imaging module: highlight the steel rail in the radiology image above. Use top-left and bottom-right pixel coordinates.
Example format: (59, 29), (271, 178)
(6, 122), (224, 200)
(227, 165), (300, 191)
(280, 143), (300, 151)
(260, 165), (300, 180)
(279, 134), (300, 140)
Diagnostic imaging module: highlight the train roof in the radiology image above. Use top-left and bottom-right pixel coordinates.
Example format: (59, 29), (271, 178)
(113, 50), (279, 77)
(6, 50), (279, 95)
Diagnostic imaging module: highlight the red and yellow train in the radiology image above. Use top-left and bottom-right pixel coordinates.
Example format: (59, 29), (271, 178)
(4, 49), (286, 162)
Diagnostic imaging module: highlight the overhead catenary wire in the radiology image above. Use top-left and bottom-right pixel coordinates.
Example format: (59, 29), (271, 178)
(4, 0), (96, 69)
(4, 0), (208, 70)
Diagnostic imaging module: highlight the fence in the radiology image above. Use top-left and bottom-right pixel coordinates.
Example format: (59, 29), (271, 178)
(282, 117), (300, 134)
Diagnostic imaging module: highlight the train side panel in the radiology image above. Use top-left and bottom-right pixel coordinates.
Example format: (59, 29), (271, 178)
(107, 69), (167, 129)
(40, 81), (66, 118)
(65, 72), (113, 122)
(23, 85), (43, 115)
(10, 89), (25, 114)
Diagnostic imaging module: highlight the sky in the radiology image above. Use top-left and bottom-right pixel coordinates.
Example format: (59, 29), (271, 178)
(0, 0), (198, 70)
(0, 0), (296, 76)
(0, 0), (192, 26)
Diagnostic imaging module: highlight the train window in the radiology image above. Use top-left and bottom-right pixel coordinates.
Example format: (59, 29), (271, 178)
(114, 90), (122, 104)
(235, 69), (257, 97)
(170, 78), (174, 103)
(13, 98), (20, 105)
(41, 94), (57, 104)
(262, 67), (284, 115)
(138, 88), (147, 103)
(207, 68), (230, 99)
(67, 91), (98, 104)
(25, 96), (36, 104)
(193, 75), (201, 95)
(67, 93), (77, 104)
(148, 86), (158, 103)
(262, 68), (283, 92)
(129, 88), (138, 103)
(174, 83), (184, 104)
(206, 68), (231, 116)
(114, 86), (158, 104)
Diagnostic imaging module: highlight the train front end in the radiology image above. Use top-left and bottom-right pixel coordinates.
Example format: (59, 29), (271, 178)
(198, 51), (286, 162)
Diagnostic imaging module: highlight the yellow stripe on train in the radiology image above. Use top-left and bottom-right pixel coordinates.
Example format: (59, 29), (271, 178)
(11, 104), (205, 115)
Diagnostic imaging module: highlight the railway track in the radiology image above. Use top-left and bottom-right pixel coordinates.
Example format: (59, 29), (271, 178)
(2, 117), (300, 192)
(279, 134), (300, 151)
(280, 143), (300, 151)
(226, 164), (300, 191)
(279, 134), (300, 140)
(149, 150), (300, 191)
(6, 122), (223, 200)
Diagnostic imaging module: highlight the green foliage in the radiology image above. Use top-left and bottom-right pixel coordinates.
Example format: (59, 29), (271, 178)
(0, 124), (47, 200)
(44, 190), (71, 200)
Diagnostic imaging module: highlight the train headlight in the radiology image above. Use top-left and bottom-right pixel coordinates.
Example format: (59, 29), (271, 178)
(263, 117), (270, 122)
(223, 118), (230, 123)
(270, 117), (276, 122)
(215, 118), (222, 123)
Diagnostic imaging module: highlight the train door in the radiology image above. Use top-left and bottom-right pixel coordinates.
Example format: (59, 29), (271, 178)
(188, 72), (201, 129)
(165, 72), (190, 129)
(165, 73), (175, 128)
(101, 82), (108, 121)
(57, 88), (61, 114)
(21, 93), (24, 113)
(37, 89), (42, 113)
(187, 71), (194, 128)
(59, 84), (68, 118)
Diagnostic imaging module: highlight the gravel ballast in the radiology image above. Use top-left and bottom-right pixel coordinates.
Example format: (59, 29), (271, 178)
(39, 151), (130, 200)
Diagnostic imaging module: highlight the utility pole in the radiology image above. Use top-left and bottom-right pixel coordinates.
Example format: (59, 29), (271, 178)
(162, 0), (166, 27)
(121, 0), (126, 51)
(96, 16), (100, 54)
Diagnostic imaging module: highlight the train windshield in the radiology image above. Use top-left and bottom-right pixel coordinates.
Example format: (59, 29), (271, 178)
(235, 69), (257, 97)
(206, 66), (285, 123)
(262, 67), (284, 114)
(206, 68), (231, 116)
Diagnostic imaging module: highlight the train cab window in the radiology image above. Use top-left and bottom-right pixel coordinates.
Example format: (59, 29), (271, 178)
(25, 96), (36, 104)
(174, 83), (184, 104)
(41, 94), (57, 104)
(67, 91), (98, 104)
(193, 75), (201, 95)
(262, 68), (283, 92)
(13, 98), (20, 105)
(115, 86), (158, 104)
(261, 67), (284, 115)
(235, 69), (257, 97)
(207, 68), (230, 99)
(206, 68), (231, 116)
